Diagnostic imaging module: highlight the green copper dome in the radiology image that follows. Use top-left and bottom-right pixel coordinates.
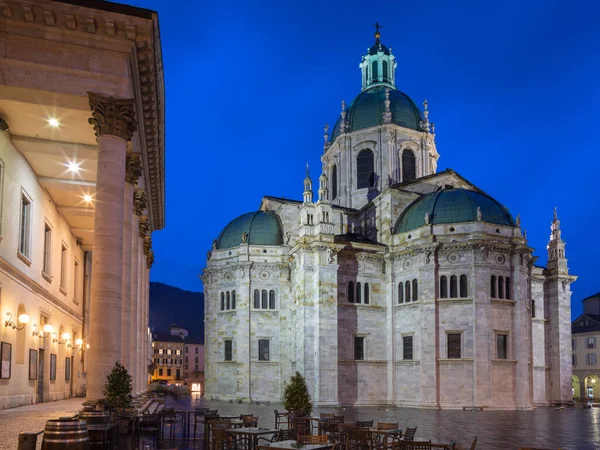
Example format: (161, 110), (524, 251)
(394, 188), (516, 233)
(217, 211), (283, 249)
(331, 86), (422, 142)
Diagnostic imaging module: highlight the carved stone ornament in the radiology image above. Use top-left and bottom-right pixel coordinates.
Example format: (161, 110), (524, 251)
(207, 250), (212, 261)
(125, 153), (143, 185)
(327, 248), (336, 264)
(87, 92), (137, 141)
(425, 250), (431, 264)
(146, 250), (154, 269)
(134, 191), (147, 216)
(241, 232), (248, 244)
(143, 236), (152, 256)
(138, 216), (149, 238)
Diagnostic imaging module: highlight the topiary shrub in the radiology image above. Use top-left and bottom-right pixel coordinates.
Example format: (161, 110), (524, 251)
(283, 371), (312, 415)
(103, 361), (132, 411)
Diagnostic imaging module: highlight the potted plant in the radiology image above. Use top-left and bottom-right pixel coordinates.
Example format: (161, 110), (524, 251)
(103, 361), (133, 414)
(283, 372), (312, 438)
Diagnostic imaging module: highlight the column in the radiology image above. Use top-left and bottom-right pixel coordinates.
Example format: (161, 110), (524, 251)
(138, 218), (148, 391)
(144, 244), (154, 390)
(122, 154), (141, 386)
(131, 193), (143, 394)
(86, 92), (137, 401)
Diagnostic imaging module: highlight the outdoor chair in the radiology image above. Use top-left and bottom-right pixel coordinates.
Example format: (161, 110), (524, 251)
(347, 426), (374, 450)
(213, 426), (237, 450)
(274, 409), (289, 429)
(192, 409), (216, 439)
(241, 414), (259, 427)
(402, 427), (417, 441)
(469, 437), (477, 450)
(322, 416), (344, 442)
(396, 441), (431, 450)
(357, 420), (374, 428)
(138, 414), (161, 445)
(162, 408), (184, 440)
(294, 417), (312, 439)
(205, 419), (232, 449)
(299, 434), (329, 445)
(257, 428), (295, 445)
(375, 422), (401, 449)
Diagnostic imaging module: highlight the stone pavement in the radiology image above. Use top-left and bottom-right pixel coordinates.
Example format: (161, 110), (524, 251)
(1, 395), (600, 449)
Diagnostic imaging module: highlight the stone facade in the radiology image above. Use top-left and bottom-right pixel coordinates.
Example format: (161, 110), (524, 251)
(203, 33), (574, 410)
(0, 0), (165, 409)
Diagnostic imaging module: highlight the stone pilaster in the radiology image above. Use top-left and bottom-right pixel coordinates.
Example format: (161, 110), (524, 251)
(131, 193), (145, 393)
(122, 154), (142, 386)
(86, 92), (137, 401)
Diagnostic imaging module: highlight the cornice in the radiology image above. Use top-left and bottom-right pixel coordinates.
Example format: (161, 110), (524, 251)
(0, 255), (83, 322)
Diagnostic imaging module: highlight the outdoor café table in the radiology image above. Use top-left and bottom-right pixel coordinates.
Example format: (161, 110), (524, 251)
(205, 419), (245, 447)
(267, 439), (333, 450)
(185, 408), (209, 438)
(226, 427), (279, 450)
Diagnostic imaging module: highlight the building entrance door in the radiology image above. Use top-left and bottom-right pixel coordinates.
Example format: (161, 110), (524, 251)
(37, 349), (45, 402)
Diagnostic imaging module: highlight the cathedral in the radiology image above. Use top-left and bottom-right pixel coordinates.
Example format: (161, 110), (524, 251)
(202, 29), (575, 410)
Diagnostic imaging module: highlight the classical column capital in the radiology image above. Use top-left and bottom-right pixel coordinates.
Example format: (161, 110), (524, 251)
(143, 235), (152, 256)
(133, 190), (147, 216)
(125, 153), (143, 185)
(87, 92), (137, 141)
(138, 216), (149, 238)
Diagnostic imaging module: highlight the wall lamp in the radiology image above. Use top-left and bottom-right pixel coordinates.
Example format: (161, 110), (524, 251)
(4, 312), (30, 330)
(53, 332), (71, 345)
(32, 323), (54, 338)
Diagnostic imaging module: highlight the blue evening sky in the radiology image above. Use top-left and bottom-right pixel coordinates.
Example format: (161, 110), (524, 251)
(123, 0), (599, 319)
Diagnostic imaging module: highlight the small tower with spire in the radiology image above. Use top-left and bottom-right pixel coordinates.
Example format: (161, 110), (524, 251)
(303, 164), (313, 204)
(318, 173), (329, 203)
(359, 22), (397, 91)
(547, 207), (568, 273)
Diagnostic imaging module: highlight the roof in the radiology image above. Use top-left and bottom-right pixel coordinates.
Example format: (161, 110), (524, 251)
(217, 211), (283, 249)
(394, 187), (516, 233)
(369, 43), (391, 55)
(331, 86), (422, 142)
(572, 314), (600, 334)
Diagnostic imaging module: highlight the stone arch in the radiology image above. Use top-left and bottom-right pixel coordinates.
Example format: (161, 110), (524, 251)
(584, 375), (600, 400)
(572, 375), (581, 400)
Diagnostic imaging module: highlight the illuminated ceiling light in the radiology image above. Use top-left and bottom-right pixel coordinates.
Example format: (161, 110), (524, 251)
(48, 118), (60, 128)
(18, 314), (30, 324)
(83, 194), (93, 204)
(66, 161), (80, 174)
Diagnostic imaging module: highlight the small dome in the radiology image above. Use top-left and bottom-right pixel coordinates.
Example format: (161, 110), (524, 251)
(369, 43), (390, 55)
(394, 188), (516, 233)
(216, 211), (283, 249)
(331, 86), (422, 142)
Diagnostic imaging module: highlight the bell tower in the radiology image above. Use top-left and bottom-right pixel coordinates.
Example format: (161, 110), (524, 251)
(359, 22), (397, 91)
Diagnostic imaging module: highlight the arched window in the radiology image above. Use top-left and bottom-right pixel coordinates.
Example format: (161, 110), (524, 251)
(459, 275), (468, 298)
(365, 65), (369, 85)
(254, 290), (260, 308)
(331, 165), (338, 200)
(269, 290), (276, 309)
(402, 149), (416, 182)
(382, 60), (389, 82)
(505, 277), (511, 300)
(364, 283), (370, 304)
(498, 276), (504, 299)
(221, 292), (225, 311)
(357, 149), (375, 189)
(226, 291), (230, 310)
(231, 290), (236, 309)
(372, 60), (378, 81)
(356, 282), (362, 303)
(261, 289), (268, 309)
(440, 276), (448, 299)
(398, 282), (404, 303)
(450, 275), (458, 298)
(412, 279), (418, 301)
(491, 276), (496, 298)
(405, 281), (411, 303)
(348, 282), (355, 303)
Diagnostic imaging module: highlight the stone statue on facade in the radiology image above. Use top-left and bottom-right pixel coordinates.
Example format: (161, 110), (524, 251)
(285, 232), (291, 245)
(516, 214), (521, 227)
(476, 207), (482, 221)
(241, 231), (248, 243)
(424, 212), (430, 225)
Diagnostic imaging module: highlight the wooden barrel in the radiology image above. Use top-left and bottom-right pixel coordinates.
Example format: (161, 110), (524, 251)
(78, 410), (110, 426)
(41, 418), (90, 450)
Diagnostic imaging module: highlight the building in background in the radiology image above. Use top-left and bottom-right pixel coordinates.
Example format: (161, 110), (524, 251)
(203, 29), (576, 410)
(151, 331), (185, 385)
(572, 292), (600, 401)
(0, 0), (165, 408)
(184, 336), (205, 393)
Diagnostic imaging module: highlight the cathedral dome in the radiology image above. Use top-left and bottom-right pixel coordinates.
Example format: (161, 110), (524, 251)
(216, 211), (283, 249)
(331, 86), (422, 142)
(394, 188), (516, 233)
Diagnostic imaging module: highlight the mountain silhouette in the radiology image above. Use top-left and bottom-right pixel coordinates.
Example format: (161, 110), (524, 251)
(149, 282), (204, 342)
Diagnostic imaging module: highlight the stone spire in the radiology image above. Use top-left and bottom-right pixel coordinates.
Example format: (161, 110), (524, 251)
(547, 207), (568, 273)
(421, 99), (431, 132)
(340, 100), (347, 134)
(303, 164), (313, 204)
(323, 123), (330, 152)
(318, 173), (329, 203)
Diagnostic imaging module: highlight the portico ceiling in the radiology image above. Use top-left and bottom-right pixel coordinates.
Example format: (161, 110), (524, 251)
(0, 85), (98, 248)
